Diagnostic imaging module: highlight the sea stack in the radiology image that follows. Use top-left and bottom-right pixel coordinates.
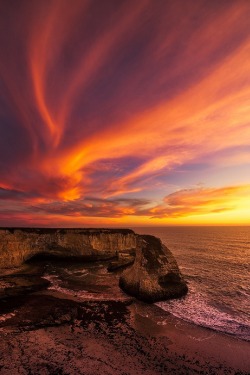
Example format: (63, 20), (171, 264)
(119, 235), (188, 303)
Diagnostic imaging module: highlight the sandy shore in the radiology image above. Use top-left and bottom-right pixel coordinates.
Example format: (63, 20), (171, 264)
(0, 290), (249, 375)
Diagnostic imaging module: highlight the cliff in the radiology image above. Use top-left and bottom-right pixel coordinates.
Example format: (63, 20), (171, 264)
(0, 228), (136, 268)
(0, 228), (188, 302)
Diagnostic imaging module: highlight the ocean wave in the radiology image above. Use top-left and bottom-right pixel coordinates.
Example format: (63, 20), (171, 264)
(42, 274), (102, 299)
(64, 268), (89, 277)
(156, 285), (250, 341)
(0, 311), (16, 322)
(42, 273), (121, 301)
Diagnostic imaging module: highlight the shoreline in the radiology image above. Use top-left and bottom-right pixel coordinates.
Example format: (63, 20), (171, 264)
(0, 291), (249, 374)
(129, 301), (250, 373)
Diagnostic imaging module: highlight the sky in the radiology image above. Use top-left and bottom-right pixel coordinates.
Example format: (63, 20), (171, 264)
(0, 0), (250, 227)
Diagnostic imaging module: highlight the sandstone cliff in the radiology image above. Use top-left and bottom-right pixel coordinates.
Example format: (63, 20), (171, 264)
(0, 228), (136, 268)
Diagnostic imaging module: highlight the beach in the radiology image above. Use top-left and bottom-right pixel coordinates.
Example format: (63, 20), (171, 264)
(0, 290), (249, 375)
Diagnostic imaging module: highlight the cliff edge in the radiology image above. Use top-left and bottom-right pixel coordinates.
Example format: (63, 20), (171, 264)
(0, 228), (136, 268)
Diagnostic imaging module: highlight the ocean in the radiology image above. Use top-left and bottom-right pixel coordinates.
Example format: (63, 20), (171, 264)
(133, 226), (250, 341)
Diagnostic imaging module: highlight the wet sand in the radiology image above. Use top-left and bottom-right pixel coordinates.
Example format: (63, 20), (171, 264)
(0, 291), (249, 375)
(0, 263), (249, 374)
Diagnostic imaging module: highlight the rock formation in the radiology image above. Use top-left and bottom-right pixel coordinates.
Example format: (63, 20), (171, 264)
(0, 228), (188, 302)
(119, 235), (188, 302)
(0, 228), (136, 268)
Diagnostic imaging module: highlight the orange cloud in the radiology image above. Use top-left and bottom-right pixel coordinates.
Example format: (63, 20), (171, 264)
(149, 185), (250, 218)
(49, 36), (250, 200)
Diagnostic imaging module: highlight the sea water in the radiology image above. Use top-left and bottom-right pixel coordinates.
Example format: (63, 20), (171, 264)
(133, 226), (250, 341)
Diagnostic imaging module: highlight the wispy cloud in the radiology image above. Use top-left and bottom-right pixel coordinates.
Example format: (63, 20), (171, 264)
(1, 183), (249, 226)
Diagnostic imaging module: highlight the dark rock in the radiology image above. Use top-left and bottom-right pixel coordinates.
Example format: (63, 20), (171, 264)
(0, 295), (79, 330)
(0, 275), (50, 299)
(119, 235), (188, 303)
(107, 253), (135, 272)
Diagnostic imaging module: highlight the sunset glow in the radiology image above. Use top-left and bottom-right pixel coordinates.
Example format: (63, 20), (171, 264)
(0, 0), (249, 226)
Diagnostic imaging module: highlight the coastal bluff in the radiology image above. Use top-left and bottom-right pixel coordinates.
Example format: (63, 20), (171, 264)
(0, 228), (187, 302)
(0, 228), (136, 268)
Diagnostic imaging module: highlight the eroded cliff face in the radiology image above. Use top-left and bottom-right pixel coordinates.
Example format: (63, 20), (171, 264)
(0, 228), (137, 268)
(119, 235), (188, 302)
